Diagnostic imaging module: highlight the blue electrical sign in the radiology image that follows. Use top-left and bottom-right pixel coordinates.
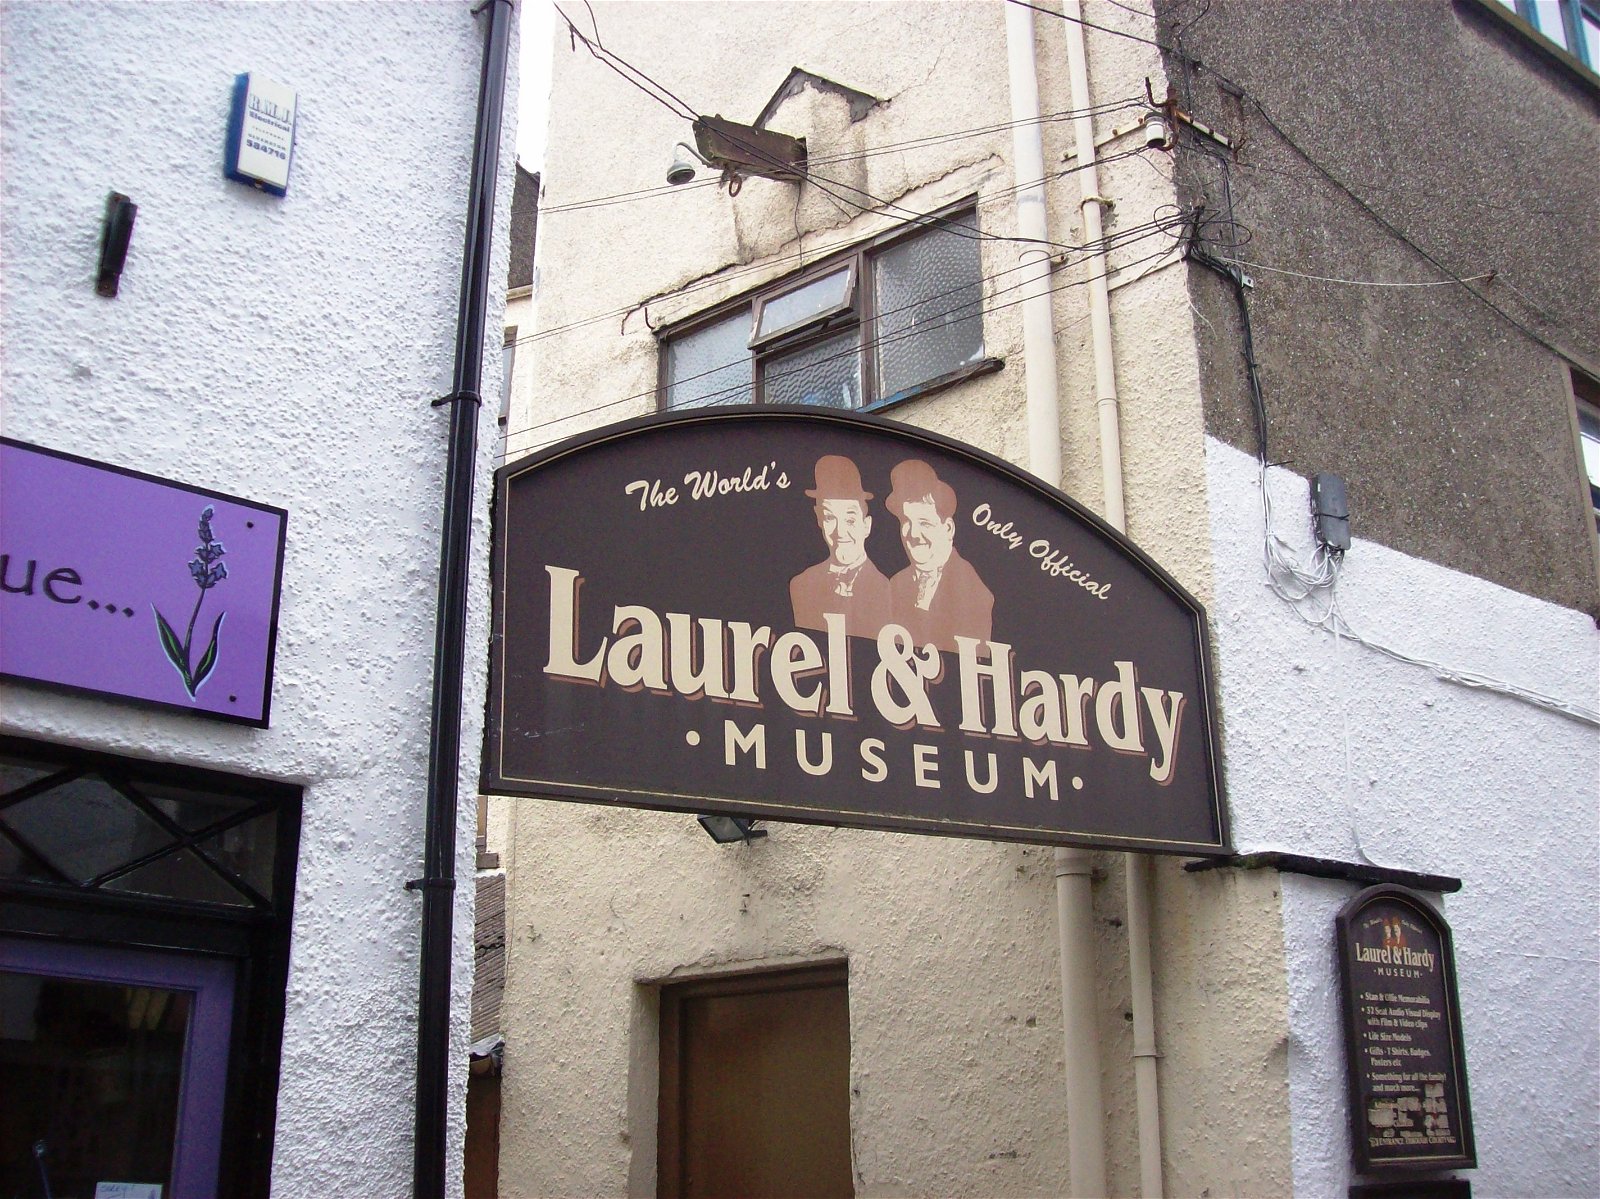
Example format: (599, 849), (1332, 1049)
(225, 73), (297, 196)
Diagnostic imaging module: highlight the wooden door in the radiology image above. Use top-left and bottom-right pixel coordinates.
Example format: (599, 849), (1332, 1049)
(659, 964), (853, 1199)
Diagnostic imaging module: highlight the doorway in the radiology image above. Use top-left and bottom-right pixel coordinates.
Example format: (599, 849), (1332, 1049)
(0, 735), (302, 1198)
(0, 937), (235, 1199)
(658, 963), (853, 1199)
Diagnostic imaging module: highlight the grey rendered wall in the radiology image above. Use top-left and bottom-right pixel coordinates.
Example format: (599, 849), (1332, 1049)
(1156, 0), (1600, 617)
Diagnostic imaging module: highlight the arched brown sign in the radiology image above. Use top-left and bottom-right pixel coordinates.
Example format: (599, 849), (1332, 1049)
(485, 407), (1227, 853)
(1337, 885), (1476, 1173)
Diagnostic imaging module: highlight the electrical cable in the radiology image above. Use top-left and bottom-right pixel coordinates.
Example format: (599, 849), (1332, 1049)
(546, 11), (1155, 264)
(1225, 259), (1498, 289)
(498, 235), (1184, 457)
(501, 228), (1187, 452)
(510, 196), (1184, 354)
(1238, 94), (1598, 365)
(1016, 0), (1595, 363)
(512, 203), (1182, 360)
(552, 2), (697, 120)
(544, 0), (1598, 725)
(1100, 0), (1157, 20)
(539, 97), (1148, 215)
(1259, 477), (1600, 726)
(1002, 0), (1168, 52)
(1185, 156), (1600, 730)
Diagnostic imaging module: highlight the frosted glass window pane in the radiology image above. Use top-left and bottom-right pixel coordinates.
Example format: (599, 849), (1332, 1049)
(1532, 0), (1572, 48)
(199, 810), (280, 900)
(1579, 406), (1600, 484)
(0, 829), (54, 881)
(754, 267), (852, 343)
(762, 330), (861, 409)
(1582, 11), (1599, 66)
(1579, 404), (1600, 530)
(873, 212), (984, 401)
(143, 779), (260, 832)
(666, 309), (753, 408)
(0, 756), (60, 795)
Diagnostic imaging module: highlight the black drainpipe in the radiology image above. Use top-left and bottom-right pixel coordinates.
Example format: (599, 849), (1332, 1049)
(410, 1), (513, 1196)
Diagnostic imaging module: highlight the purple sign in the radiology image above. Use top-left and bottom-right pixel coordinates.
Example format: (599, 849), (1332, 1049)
(1, 439), (286, 726)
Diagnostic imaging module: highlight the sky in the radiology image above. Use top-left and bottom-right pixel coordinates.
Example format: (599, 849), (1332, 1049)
(516, 0), (555, 169)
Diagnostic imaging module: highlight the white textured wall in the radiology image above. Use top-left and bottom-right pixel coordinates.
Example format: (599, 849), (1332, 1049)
(501, 3), (1295, 1196)
(0, 3), (518, 1195)
(1207, 437), (1600, 1197)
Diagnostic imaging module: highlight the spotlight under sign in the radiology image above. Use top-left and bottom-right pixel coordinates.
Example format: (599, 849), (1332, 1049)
(485, 407), (1228, 855)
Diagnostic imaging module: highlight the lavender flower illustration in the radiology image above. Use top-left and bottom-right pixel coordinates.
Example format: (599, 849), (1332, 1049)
(153, 505), (228, 698)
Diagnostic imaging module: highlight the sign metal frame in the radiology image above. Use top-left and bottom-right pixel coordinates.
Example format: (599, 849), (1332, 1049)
(1, 438), (288, 728)
(485, 406), (1229, 855)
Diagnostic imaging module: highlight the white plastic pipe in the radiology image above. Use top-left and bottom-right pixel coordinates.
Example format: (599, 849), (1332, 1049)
(1062, 0), (1124, 533)
(1125, 852), (1163, 1198)
(1061, 2), (1165, 1194)
(1006, 0), (1060, 486)
(1007, 5), (1107, 1197)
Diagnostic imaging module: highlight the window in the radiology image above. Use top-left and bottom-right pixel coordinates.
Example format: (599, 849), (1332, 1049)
(1490, 0), (1600, 69)
(1574, 371), (1600, 536)
(0, 737), (301, 1198)
(660, 206), (996, 412)
(500, 326), (517, 426)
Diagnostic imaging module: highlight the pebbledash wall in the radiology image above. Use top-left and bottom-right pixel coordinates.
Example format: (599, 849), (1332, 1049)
(498, 2), (1290, 1197)
(1162, 1), (1600, 1193)
(498, 1), (1600, 1197)
(1209, 442), (1599, 1197)
(0, 2), (516, 1195)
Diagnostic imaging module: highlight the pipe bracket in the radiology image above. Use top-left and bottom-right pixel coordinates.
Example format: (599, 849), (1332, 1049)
(405, 877), (458, 892)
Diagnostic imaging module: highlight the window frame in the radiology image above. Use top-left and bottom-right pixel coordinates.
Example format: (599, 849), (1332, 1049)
(0, 735), (302, 1199)
(655, 198), (1002, 414)
(1515, 0), (1600, 66)
(1569, 370), (1600, 607)
(749, 258), (860, 350)
(500, 325), (517, 427)
(1473, 0), (1600, 80)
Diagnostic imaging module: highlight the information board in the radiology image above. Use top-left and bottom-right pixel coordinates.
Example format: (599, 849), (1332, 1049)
(1337, 885), (1475, 1173)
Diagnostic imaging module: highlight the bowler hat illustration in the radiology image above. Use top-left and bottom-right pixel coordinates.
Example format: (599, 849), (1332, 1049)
(805, 455), (873, 503)
(886, 458), (954, 518)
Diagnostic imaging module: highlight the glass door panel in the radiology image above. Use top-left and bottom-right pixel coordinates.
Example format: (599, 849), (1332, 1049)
(0, 937), (234, 1199)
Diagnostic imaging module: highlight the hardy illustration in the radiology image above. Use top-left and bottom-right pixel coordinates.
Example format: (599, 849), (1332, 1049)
(789, 455), (891, 639)
(153, 505), (228, 699)
(789, 455), (995, 652)
(885, 458), (993, 652)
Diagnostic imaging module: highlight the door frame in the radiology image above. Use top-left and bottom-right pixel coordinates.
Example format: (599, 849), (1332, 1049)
(0, 734), (302, 1199)
(657, 961), (852, 1199)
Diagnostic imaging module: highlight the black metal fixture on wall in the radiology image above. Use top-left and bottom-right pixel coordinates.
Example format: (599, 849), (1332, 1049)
(411, 0), (513, 1196)
(96, 192), (137, 298)
(697, 814), (769, 844)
